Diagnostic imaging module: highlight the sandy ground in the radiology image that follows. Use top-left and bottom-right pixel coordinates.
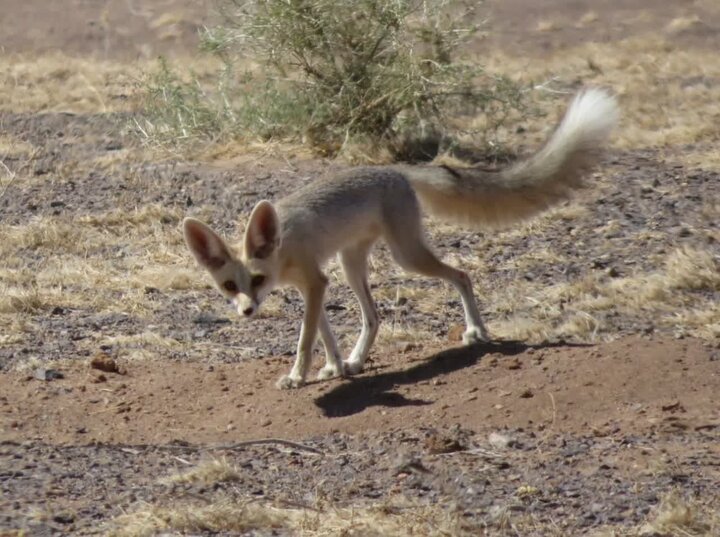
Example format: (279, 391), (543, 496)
(1, 0), (719, 535)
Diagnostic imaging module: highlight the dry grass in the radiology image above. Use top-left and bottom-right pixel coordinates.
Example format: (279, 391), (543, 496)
(161, 458), (241, 485)
(482, 35), (720, 159)
(108, 496), (464, 537)
(0, 53), (221, 114)
(577, 11), (599, 27)
(589, 492), (720, 537)
(483, 245), (719, 343)
(0, 202), (207, 359)
(638, 492), (719, 536)
(0, 54), (139, 114)
(666, 15), (702, 34)
(0, 134), (35, 157)
(91, 332), (183, 361)
(377, 323), (436, 347)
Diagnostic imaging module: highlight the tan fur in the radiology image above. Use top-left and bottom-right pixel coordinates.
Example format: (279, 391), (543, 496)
(183, 89), (618, 389)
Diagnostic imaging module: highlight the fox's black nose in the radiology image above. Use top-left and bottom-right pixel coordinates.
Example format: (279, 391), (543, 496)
(243, 307), (254, 316)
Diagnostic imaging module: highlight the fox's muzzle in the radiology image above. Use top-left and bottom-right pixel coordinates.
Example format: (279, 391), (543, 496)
(234, 297), (258, 318)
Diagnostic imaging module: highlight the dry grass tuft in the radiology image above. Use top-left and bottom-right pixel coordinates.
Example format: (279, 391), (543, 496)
(1, 218), (84, 252)
(664, 246), (720, 291)
(109, 497), (464, 537)
(0, 134), (35, 157)
(109, 500), (293, 537)
(0, 285), (51, 314)
(536, 20), (559, 33)
(665, 15), (702, 34)
(576, 11), (599, 27)
(638, 492), (719, 536)
(162, 458), (241, 486)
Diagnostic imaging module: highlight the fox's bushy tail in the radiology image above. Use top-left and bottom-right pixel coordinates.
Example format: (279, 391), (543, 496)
(403, 88), (619, 229)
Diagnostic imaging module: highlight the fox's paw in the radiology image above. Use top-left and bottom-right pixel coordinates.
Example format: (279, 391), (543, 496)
(462, 325), (490, 345)
(276, 374), (306, 390)
(317, 363), (344, 381)
(342, 359), (365, 376)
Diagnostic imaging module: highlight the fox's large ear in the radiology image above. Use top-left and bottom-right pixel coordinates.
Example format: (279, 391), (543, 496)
(244, 200), (280, 259)
(183, 217), (233, 270)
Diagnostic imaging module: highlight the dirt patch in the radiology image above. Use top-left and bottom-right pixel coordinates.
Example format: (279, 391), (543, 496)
(2, 0), (720, 535)
(3, 331), (720, 535)
(2, 335), (719, 445)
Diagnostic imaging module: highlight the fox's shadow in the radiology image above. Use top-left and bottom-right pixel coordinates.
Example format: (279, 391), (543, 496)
(315, 340), (583, 418)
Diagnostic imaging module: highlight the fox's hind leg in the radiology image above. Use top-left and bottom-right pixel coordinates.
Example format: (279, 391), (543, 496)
(384, 207), (489, 345)
(339, 239), (380, 375)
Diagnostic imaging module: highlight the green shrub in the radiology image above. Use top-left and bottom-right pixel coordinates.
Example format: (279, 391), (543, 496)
(137, 0), (529, 160)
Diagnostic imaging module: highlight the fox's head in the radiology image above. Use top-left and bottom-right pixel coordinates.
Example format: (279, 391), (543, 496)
(183, 200), (281, 318)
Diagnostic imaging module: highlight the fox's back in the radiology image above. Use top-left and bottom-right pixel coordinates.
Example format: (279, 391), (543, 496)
(275, 167), (418, 262)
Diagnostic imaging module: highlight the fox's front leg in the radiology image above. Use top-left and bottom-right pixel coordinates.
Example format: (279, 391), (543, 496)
(277, 275), (327, 389)
(316, 310), (345, 381)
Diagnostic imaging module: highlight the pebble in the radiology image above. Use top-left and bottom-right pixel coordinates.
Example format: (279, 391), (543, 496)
(34, 368), (64, 381)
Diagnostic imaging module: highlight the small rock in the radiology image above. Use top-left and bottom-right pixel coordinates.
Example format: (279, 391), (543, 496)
(52, 512), (75, 524)
(519, 388), (534, 399)
(488, 432), (512, 449)
(90, 353), (121, 374)
(505, 358), (522, 370)
(393, 455), (430, 475)
(425, 433), (464, 454)
(397, 341), (420, 353)
(447, 324), (465, 342)
(193, 313), (231, 325)
(661, 401), (685, 413)
(34, 368), (64, 381)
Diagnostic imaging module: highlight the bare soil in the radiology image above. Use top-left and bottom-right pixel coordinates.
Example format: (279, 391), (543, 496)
(1, 0), (719, 536)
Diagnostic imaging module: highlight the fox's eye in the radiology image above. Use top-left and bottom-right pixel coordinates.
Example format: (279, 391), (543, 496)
(250, 274), (266, 288)
(222, 280), (239, 293)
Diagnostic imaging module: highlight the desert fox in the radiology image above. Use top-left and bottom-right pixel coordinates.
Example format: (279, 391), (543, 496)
(183, 89), (618, 389)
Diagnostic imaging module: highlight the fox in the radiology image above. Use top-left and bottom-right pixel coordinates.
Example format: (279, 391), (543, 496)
(183, 88), (618, 389)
